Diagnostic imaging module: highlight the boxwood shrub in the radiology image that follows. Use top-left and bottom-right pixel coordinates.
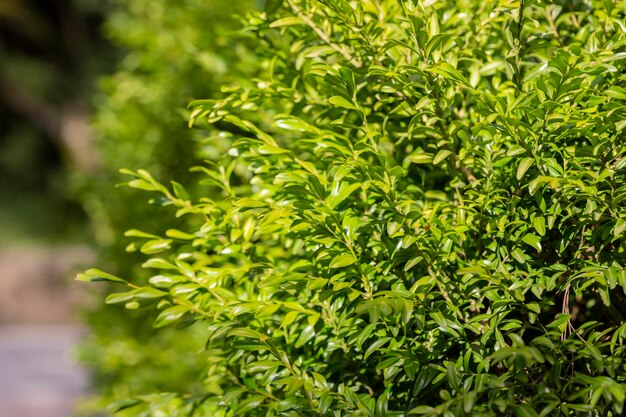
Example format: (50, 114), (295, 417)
(82, 0), (626, 415)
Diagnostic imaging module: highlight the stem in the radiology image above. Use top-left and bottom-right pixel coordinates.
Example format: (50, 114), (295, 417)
(513, 0), (527, 90)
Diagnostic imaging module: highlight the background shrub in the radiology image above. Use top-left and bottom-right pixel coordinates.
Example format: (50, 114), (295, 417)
(77, 0), (254, 412)
(84, 0), (626, 415)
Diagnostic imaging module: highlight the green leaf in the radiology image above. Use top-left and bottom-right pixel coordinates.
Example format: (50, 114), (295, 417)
(228, 328), (265, 340)
(528, 176), (549, 195)
(517, 157), (534, 180)
(295, 324), (316, 347)
(259, 144), (290, 154)
(282, 311), (300, 328)
(463, 391), (476, 413)
(125, 229), (160, 239)
(533, 216), (546, 236)
(154, 306), (188, 328)
(165, 229), (196, 240)
(615, 219), (626, 238)
(148, 274), (184, 288)
(328, 95), (357, 110)
(133, 286), (167, 299)
(76, 268), (127, 284)
(364, 337), (390, 359)
(107, 399), (141, 413)
(274, 116), (318, 133)
(507, 145), (527, 156)
(327, 182), (361, 209)
(339, 68), (356, 98)
(547, 313), (571, 333)
(522, 233), (542, 251)
(105, 291), (135, 304)
(512, 404), (540, 417)
(511, 248), (526, 263)
(127, 179), (158, 191)
(433, 149), (453, 165)
(269, 16), (305, 28)
(355, 323), (377, 349)
(427, 62), (471, 87)
(407, 406), (434, 414)
(171, 181), (189, 200)
(407, 152), (433, 164)
(140, 239), (172, 254)
(606, 86), (626, 100)
(234, 395), (266, 414)
(142, 258), (176, 270)
(329, 253), (357, 269)
(234, 198), (268, 209)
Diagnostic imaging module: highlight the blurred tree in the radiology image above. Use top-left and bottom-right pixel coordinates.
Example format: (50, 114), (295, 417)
(76, 0), (256, 413)
(0, 0), (111, 242)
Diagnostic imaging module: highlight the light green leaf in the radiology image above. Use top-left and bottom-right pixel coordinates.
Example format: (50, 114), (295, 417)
(407, 152), (433, 164)
(171, 181), (189, 200)
(234, 198), (268, 209)
(507, 145), (527, 156)
(133, 286), (167, 299)
(153, 306), (188, 328)
(105, 291), (135, 304)
(606, 86), (626, 100)
(517, 157), (534, 180)
(259, 144), (290, 154)
(512, 248), (526, 263)
(427, 63), (471, 87)
(165, 229), (196, 240)
(533, 216), (546, 236)
(433, 149), (453, 165)
(615, 219), (626, 238)
(329, 253), (357, 269)
(269, 16), (305, 28)
(328, 95), (357, 110)
(76, 268), (127, 284)
(140, 239), (172, 254)
(274, 116), (318, 133)
(326, 182), (361, 209)
(522, 233), (542, 251)
(295, 325), (316, 347)
(408, 406), (434, 415)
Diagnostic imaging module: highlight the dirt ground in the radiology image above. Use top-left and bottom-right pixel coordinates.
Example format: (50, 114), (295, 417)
(0, 245), (94, 323)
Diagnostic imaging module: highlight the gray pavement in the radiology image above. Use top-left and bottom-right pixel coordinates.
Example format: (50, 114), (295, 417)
(0, 325), (88, 417)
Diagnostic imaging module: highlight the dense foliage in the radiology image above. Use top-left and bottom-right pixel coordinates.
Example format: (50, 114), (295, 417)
(82, 0), (626, 415)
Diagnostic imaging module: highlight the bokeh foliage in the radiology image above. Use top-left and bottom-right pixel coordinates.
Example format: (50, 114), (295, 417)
(0, 0), (108, 243)
(83, 0), (626, 416)
(78, 0), (254, 412)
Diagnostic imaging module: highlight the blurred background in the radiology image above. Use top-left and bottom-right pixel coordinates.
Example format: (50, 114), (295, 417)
(0, 0), (256, 415)
(0, 1), (110, 415)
